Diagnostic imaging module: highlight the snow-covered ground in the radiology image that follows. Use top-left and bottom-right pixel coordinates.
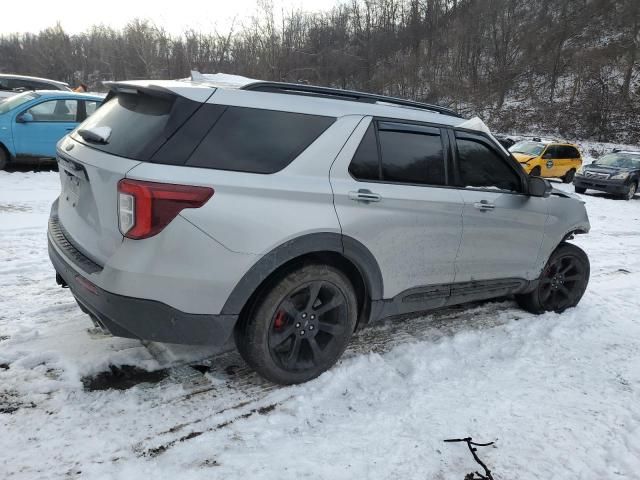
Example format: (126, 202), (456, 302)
(1, 160), (640, 479)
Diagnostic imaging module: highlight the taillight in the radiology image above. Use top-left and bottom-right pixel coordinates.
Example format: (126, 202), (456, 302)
(117, 179), (213, 240)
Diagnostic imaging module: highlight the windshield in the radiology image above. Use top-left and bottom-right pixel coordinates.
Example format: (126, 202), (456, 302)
(0, 92), (39, 115)
(594, 153), (640, 169)
(509, 141), (545, 156)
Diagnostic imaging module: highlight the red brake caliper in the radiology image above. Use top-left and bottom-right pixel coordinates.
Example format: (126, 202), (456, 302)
(273, 310), (286, 331)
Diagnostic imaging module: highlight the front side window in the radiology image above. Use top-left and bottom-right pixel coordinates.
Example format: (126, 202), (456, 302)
(24, 99), (78, 122)
(544, 145), (561, 159)
(457, 137), (521, 192)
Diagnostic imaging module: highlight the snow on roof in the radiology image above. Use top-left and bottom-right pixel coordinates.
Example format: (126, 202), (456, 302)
(184, 71), (258, 89)
(457, 116), (509, 154)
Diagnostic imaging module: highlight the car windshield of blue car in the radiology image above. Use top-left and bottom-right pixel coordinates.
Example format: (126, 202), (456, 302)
(509, 141), (545, 156)
(595, 153), (640, 169)
(0, 91), (40, 115)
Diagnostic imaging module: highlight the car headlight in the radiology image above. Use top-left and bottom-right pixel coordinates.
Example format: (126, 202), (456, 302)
(611, 172), (629, 180)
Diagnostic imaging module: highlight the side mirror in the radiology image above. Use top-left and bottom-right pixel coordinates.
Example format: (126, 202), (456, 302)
(591, 160), (597, 164)
(528, 176), (552, 198)
(542, 152), (552, 159)
(16, 112), (33, 123)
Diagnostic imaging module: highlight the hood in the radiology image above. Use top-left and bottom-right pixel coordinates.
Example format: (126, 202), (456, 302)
(551, 187), (584, 202)
(512, 152), (536, 163)
(585, 164), (638, 174)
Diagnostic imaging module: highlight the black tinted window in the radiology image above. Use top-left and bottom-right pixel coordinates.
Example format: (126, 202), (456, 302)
(72, 92), (192, 161)
(563, 146), (580, 158)
(545, 145), (560, 159)
(457, 138), (521, 191)
(349, 124), (380, 181)
(379, 128), (445, 185)
(187, 107), (334, 174)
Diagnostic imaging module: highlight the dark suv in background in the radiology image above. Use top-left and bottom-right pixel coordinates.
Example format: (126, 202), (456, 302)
(574, 150), (640, 200)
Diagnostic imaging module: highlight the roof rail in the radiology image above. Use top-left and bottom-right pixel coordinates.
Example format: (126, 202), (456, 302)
(241, 82), (462, 118)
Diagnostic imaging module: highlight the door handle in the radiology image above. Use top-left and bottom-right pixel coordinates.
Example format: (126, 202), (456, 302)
(348, 189), (382, 203)
(473, 200), (495, 210)
(65, 127), (74, 131)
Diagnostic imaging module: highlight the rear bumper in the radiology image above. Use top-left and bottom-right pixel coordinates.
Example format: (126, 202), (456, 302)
(573, 176), (628, 195)
(48, 218), (238, 346)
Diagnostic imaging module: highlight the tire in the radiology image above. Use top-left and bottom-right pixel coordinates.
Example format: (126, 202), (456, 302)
(574, 186), (586, 194)
(235, 264), (358, 384)
(516, 242), (589, 314)
(0, 147), (7, 171)
(562, 169), (576, 183)
(529, 166), (541, 177)
(622, 181), (637, 200)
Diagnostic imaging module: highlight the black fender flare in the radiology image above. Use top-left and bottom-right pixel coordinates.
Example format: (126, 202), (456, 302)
(220, 232), (383, 316)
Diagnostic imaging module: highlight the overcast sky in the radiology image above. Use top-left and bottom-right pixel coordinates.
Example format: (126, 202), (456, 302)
(1, 0), (340, 35)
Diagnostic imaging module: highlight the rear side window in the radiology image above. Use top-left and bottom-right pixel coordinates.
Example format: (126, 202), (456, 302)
(73, 92), (194, 161)
(378, 127), (445, 185)
(563, 146), (580, 158)
(187, 107), (335, 174)
(456, 138), (521, 192)
(349, 120), (446, 186)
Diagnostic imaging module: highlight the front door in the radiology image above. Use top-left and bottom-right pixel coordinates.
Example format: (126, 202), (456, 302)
(330, 117), (464, 302)
(452, 131), (548, 282)
(13, 98), (79, 157)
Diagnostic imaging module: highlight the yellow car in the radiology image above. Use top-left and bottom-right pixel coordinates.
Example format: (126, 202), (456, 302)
(509, 139), (583, 183)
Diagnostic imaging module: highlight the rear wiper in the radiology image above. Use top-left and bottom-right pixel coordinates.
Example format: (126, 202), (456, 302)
(78, 126), (112, 145)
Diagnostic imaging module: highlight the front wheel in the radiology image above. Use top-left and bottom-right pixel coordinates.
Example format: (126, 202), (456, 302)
(235, 264), (358, 384)
(622, 182), (637, 200)
(516, 242), (589, 314)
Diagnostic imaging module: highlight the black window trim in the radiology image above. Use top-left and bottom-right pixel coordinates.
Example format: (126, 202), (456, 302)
(348, 116), (452, 189)
(449, 128), (530, 195)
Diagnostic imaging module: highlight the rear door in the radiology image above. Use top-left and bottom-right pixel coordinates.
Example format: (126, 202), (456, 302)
(452, 130), (547, 282)
(13, 98), (78, 157)
(330, 117), (464, 301)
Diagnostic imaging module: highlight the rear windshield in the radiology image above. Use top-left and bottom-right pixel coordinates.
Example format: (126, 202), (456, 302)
(72, 92), (181, 160)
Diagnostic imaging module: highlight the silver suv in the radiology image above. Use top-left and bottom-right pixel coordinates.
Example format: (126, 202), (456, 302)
(48, 79), (591, 384)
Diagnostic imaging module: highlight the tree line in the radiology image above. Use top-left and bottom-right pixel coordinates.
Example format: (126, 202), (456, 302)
(0, 0), (638, 143)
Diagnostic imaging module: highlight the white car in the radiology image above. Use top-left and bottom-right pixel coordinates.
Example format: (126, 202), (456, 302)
(0, 74), (71, 100)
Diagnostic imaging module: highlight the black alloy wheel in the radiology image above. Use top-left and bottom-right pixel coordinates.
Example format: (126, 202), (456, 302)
(537, 253), (587, 312)
(516, 242), (589, 314)
(268, 281), (348, 372)
(235, 264), (357, 384)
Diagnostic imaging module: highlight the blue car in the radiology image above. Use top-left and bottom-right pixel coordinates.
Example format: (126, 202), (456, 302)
(0, 90), (103, 169)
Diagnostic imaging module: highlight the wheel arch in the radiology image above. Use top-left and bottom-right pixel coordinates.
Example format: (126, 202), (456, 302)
(221, 232), (383, 330)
